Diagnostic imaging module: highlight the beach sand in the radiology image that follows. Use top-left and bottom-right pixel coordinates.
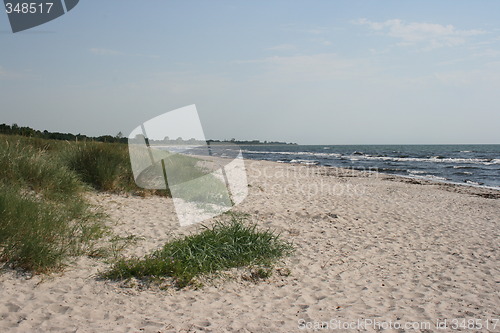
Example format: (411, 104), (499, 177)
(1, 160), (499, 332)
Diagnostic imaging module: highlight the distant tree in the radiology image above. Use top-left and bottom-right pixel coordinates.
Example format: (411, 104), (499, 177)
(97, 135), (115, 143)
(0, 124), (10, 134)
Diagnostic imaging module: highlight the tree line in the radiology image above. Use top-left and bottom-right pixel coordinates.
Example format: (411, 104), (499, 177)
(0, 123), (127, 144)
(0, 123), (297, 145)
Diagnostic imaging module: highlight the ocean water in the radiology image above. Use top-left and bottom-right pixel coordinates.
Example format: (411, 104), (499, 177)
(237, 145), (500, 190)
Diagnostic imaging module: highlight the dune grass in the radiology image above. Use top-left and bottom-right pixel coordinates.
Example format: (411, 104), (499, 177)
(0, 185), (105, 272)
(0, 136), (106, 272)
(63, 141), (170, 196)
(1, 134), (169, 195)
(0, 134), (171, 273)
(63, 142), (131, 191)
(102, 214), (294, 288)
(0, 137), (85, 200)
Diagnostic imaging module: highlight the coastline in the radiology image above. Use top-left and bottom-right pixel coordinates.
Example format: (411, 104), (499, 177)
(381, 173), (500, 197)
(240, 144), (500, 190)
(276, 159), (500, 198)
(0, 159), (498, 332)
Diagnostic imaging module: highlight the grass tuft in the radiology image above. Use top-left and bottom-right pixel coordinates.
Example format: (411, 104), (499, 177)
(102, 215), (294, 288)
(63, 142), (132, 191)
(63, 141), (169, 196)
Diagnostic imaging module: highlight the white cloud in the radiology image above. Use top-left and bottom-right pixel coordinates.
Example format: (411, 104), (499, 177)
(355, 18), (485, 50)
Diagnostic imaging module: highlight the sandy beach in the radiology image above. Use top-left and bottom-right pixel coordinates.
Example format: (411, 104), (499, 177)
(1, 159), (499, 332)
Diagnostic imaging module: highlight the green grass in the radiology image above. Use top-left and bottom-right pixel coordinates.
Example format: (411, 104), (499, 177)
(0, 137), (85, 201)
(63, 142), (129, 191)
(102, 215), (294, 288)
(0, 136), (106, 272)
(0, 185), (105, 272)
(63, 141), (170, 196)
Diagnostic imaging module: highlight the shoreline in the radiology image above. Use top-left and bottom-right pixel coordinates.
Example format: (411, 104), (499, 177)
(384, 172), (500, 193)
(0, 159), (498, 332)
(239, 144), (500, 190)
(284, 160), (500, 198)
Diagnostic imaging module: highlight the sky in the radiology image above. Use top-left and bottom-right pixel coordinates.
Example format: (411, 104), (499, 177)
(1, 0), (500, 144)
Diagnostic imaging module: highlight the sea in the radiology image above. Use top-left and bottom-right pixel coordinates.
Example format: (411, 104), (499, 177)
(236, 145), (500, 190)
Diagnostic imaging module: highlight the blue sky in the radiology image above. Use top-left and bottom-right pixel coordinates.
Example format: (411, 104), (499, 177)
(1, 0), (499, 144)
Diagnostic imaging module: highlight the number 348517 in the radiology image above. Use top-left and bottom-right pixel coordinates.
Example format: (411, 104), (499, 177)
(5, 2), (54, 14)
